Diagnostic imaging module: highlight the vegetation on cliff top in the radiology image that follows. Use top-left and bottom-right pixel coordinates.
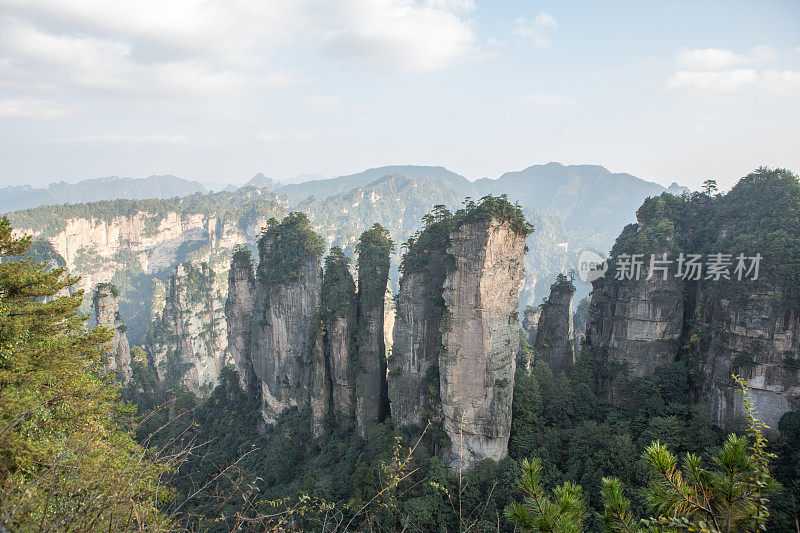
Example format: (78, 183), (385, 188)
(257, 212), (324, 287)
(321, 247), (356, 323)
(355, 223), (394, 305)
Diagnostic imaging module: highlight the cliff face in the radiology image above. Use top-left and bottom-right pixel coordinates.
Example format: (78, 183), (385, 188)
(353, 227), (393, 439)
(92, 283), (132, 384)
(586, 272), (683, 379)
(148, 262), (228, 396)
(586, 170), (800, 433)
(226, 251), (256, 391)
(534, 278), (576, 375)
(250, 233), (324, 427)
(440, 219), (526, 470)
(388, 251), (447, 427)
(700, 292), (800, 430)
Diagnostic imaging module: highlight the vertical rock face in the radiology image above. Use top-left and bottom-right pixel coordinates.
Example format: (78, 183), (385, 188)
(389, 250), (447, 427)
(250, 238), (323, 425)
(321, 247), (358, 427)
(246, 214), (330, 432)
(225, 249), (256, 391)
(440, 219), (526, 470)
(149, 262), (228, 396)
(586, 272), (683, 379)
(534, 276), (576, 375)
(353, 226), (393, 439)
(92, 283), (132, 384)
(700, 292), (800, 430)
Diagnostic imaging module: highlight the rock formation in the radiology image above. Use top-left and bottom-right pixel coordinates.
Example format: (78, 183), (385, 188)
(249, 216), (325, 428)
(353, 225), (393, 438)
(92, 283), (132, 383)
(699, 292), (800, 430)
(440, 217), (526, 470)
(533, 275), (576, 375)
(148, 262), (228, 396)
(586, 169), (800, 433)
(320, 248), (357, 428)
(226, 247), (256, 391)
(388, 239), (448, 428)
(390, 199), (530, 470)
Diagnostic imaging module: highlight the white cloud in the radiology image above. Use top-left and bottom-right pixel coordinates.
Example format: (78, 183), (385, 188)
(0, 97), (71, 119)
(761, 69), (800, 93)
(519, 94), (576, 105)
(676, 48), (749, 70)
(514, 12), (557, 50)
(666, 69), (759, 92)
(51, 134), (188, 144)
(322, 0), (478, 71)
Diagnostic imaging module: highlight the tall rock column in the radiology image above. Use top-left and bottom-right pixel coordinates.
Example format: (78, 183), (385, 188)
(321, 247), (357, 427)
(249, 214), (327, 431)
(226, 246), (256, 391)
(440, 216), (526, 470)
(93, 283), (132, 384)
(389, 218), (450, 428)
(354, 224), (394, 439)
(534, 275), (576, 374)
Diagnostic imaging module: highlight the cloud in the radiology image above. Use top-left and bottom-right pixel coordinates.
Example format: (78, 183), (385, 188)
(322, 0), (478, 71)
(666, 46), (797, 94)
(514, 12), (557, 50)
(0, 97), (71, 119)
(666, 69), (759, 92)
(518, 94), (576, 105)
(676, 48), (749, 70)
(51, 134), (187, 144)
(666, 68), (800, 93)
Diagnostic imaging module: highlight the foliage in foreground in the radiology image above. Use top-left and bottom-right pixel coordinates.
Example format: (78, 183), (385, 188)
(0, 216), (175, 531)
(506, 375), (781, 533)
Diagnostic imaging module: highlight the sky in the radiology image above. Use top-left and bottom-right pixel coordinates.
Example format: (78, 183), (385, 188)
(0, 0), (798, 191)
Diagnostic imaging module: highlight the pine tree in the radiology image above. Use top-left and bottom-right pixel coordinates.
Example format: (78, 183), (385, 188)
(0, 216), (174, 531)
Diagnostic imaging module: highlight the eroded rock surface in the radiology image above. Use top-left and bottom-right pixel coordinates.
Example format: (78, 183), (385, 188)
(93, 283), (132, 384)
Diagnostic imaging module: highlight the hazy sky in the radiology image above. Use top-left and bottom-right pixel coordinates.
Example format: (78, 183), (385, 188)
(0, 0), (798, 190)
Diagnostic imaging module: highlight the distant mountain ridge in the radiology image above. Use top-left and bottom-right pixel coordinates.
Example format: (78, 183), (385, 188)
(0, 175), (206, 214)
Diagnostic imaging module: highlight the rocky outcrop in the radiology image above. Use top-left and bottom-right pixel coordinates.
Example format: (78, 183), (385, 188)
(92, 283), (132, 383)
(148, 262), (228, 396)
(440, 218), (526, 470)
(250, 220), (325, 428)
(353, 226), (393, 439)
(389, 248), (447, 428)
(700, 292), (800, 431)
(586, 270), (683, 379)
(226, 248), (256, 391)
(534, 276), (576, 375)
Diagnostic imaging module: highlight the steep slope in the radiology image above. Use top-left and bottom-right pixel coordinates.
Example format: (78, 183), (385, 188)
(92, 283), (132, 383)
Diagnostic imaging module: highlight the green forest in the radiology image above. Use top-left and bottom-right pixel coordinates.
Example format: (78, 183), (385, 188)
(1, 178), (799, 531)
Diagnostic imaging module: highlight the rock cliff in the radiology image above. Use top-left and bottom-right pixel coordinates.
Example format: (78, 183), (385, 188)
(249, 214), (326, 428)
(148, 262), (228, 396)
(388, 244), (447, 428)
(534, 275), (576, 375)
(226, 248), (256, 391)
(586, 169), (800, 432)
(440, 217), (527, 470)
(353, 225), (393, 438)
(92, 283), (132, 383)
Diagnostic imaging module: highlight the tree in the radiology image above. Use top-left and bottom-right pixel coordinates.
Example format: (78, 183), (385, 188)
(602, 375), (779, 533)
(0, 216), (174, 531)
(702, 179), (718, 197)
(504, 457), (587, 532)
